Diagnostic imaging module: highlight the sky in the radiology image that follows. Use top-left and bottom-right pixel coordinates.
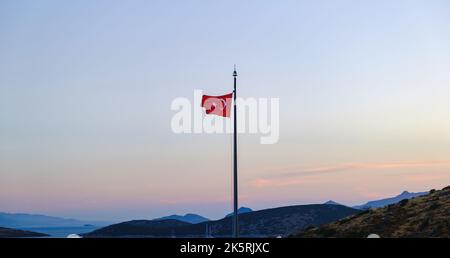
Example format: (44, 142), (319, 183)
(1, 0), (450, 221)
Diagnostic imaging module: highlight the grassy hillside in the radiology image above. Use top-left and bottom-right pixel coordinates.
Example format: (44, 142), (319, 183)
(292, 186), (450, 238)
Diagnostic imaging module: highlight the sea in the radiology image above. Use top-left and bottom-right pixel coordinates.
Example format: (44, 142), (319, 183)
(18, 226), (99, 238)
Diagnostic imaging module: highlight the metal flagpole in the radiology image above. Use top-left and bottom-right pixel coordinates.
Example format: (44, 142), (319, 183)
(232, 65), (238, 238)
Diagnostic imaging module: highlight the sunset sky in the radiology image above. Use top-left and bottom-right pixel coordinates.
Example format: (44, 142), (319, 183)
(1, 0), (450, 221)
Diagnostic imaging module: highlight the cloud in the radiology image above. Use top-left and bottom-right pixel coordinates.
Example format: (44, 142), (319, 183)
(249, 178), (306, 188)
(404, 173), (446, 182)
(249, 160), (450, 188)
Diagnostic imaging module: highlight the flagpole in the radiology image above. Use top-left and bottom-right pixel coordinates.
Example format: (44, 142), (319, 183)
(232, 65), (238, 238)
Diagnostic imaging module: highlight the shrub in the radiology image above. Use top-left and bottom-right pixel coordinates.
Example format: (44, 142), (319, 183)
(428, 203), (441, 210)
(399, 199), (409, 206)
(303, 225), (316, 231)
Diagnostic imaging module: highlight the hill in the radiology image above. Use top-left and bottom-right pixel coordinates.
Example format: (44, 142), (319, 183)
(292, 186), (450, 238)
(225, 207), (253, 217)
(353, 191), (428, 210)
(0, 227), (49, 238)
(153, 213), (209, 224)
(324, 200), (344, 206)
(84, 204), (360, 237)
(0, 212), (111, 228)
(84, 219), (192, 237)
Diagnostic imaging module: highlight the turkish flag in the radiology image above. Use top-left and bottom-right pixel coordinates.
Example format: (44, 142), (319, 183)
(201, 93), (233, 117)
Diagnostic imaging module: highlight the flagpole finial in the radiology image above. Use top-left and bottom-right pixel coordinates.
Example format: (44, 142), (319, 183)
(233, 64), (237, 77)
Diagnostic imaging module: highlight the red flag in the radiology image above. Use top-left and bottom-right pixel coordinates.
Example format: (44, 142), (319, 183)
(201, 93), (233, 117)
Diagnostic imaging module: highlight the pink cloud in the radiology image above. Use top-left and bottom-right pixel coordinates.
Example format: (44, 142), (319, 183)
(404, 173), (446, 182)
(158, 194), (252, 205)
(280, 160), (450, 178)
(249, 160), (450, 188)
(353, 186), (385, 200)
(158, 196), (230, 205)
(250, 178), (306, 188)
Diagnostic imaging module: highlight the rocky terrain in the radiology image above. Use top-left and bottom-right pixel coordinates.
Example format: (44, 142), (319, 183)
(292, 186), (450, 238)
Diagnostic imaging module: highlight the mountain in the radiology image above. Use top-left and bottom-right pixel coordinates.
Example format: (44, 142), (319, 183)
(353, 191), (428, 210)
(0, 212), (111, 228)
(83, 219), (192, 237)
(324, 200), (344, 206)
(153, 213), (209, 224)
(225, 207), (253, 217)
(292, 186), (450, 238)
(0, 226), (49, 238)
(84, 204), (360, 237)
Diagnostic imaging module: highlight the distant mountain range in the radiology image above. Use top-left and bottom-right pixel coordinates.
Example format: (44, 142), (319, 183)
(153, 213), (209, 224)
(323, 200), (344, 206)
(352, 191), (428, 210)
(151, 207), (252, 224)
(84, 204), (359, 237)
(0, 212), (111, 228)
(0, 189), (430, 234)
(321, 191), (428, 210)
(0, 227), (49, 238)
(292, 186), (450, 238)
(225, 207), (253, 217)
